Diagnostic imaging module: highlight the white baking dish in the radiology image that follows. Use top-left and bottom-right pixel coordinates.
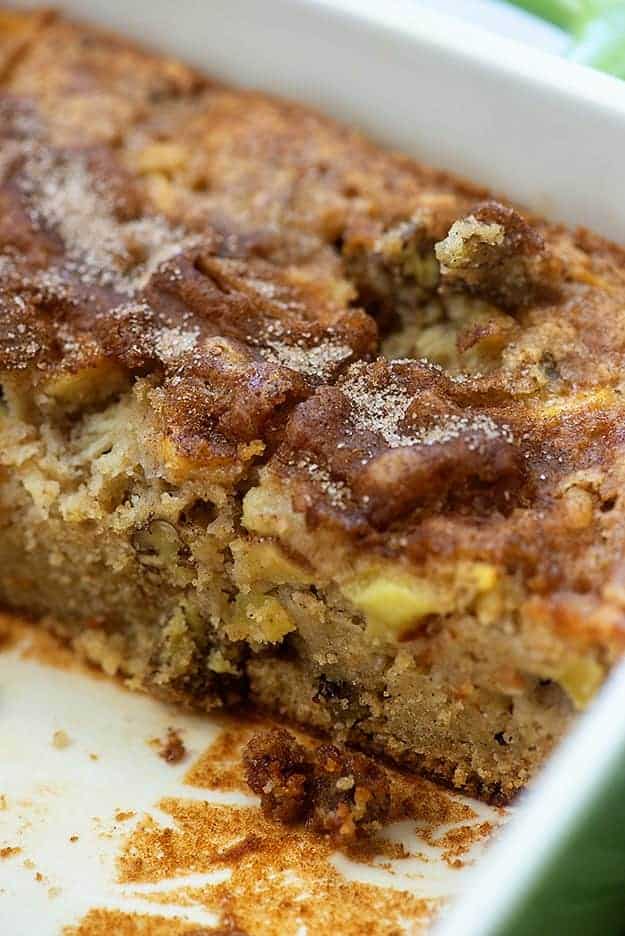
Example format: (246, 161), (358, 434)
(5, 2), (625, 933)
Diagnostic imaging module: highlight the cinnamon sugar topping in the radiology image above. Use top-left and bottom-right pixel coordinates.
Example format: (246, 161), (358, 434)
(342, 364), (513, 450)
(17, 145), (195, 295)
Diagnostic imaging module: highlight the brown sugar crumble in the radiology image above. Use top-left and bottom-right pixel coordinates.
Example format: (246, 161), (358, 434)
(117, 797), (438, 935)
(46, 718), (496, 935)
(242, 727), (391, 841)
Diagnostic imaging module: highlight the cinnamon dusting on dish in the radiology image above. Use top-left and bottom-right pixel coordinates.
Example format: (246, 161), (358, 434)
(64, 910), (219, 935)
(118, 799), (437, 935)
(2, 627), (498, 934)
(420, 820), (496, 868)
(184, 718), (264, 792)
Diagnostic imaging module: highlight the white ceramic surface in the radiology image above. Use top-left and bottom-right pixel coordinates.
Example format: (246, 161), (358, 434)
(0, 633), (498, 934)
(416, 0), (568, 53)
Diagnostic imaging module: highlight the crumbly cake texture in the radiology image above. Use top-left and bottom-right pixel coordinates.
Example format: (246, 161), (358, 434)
(2, 9), (625, 803)
(243, 728), (392, 840)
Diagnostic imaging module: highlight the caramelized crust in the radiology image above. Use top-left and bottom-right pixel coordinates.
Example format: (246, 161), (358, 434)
(276, 359), (526, 530)
(2, 10), (205, 145)
(0, 84), (375, 475)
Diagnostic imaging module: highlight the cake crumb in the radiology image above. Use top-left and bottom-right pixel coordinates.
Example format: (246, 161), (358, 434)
(69, 835), (79, 843)
(242, 728), (391, 841)
(115, 810), (136, 822)
(0, 794), (7, 810)
(0, 847), (21, 860)
(157, 728), (186, 764)
(52, 729), (71, 749)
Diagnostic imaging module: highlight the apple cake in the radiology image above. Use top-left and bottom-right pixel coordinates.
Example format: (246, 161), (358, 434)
(2, 8), (625, 802)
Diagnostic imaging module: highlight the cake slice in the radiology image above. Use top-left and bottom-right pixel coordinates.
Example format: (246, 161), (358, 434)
(2, 9), (625, 802)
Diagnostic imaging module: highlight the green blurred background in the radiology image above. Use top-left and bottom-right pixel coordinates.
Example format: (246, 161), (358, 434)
(507, 0), (625, 76)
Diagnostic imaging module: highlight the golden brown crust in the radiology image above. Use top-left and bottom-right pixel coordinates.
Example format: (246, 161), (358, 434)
(0, 96), (375, 470)
(0, 8), (52, 83)
(2, 10), (206, 145)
